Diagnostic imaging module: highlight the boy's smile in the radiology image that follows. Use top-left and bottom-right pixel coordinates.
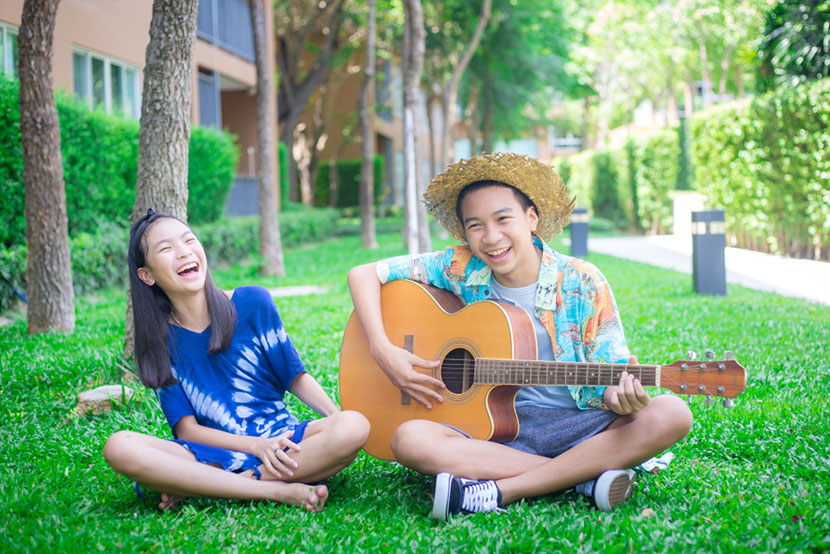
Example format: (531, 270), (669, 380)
(460, 185), (542, 288)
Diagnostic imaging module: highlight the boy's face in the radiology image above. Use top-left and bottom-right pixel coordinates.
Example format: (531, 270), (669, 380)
(459, 185), (541, 287)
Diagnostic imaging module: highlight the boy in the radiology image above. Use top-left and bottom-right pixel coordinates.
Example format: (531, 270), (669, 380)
(347, 153), (692, 520)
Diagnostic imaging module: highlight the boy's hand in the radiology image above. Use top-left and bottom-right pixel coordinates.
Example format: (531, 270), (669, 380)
(604, 356), (650, 415)
(253, 430), (301, 479)
(374, 342), (445, 409)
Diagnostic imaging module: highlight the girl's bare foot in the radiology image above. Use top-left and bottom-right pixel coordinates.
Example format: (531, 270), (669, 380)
(274, 483), (329, 512)
(158, 492), (187, 511)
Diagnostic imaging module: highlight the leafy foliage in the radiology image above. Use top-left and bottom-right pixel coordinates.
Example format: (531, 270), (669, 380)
(758, 0), (830, 89)
(0, 207), (338, 313)
(0, 76), (238, 250)
(314, 156), (384, 208)
(635, 131), (681, 235)
(0, 230), (827, 552)
(691, 77), (830, 259)
(591, 150), (624, 227)
(558, 130), (680, 232)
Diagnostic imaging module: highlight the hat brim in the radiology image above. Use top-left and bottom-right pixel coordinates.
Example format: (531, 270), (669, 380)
(423, 152), (575, 243)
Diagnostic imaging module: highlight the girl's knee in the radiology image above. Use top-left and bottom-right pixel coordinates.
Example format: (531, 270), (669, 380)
(337, 410), (370, 447)
(103, 430), (138, 471)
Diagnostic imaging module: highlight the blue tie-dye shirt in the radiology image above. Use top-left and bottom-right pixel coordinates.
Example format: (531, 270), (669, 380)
(156, 286), (306, 471)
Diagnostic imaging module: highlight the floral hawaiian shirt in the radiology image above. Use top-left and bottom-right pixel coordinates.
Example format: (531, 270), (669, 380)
(376, 235), (631, 410)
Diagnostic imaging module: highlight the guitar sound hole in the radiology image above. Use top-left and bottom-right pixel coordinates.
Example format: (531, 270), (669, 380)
(442, 348), (475, 394)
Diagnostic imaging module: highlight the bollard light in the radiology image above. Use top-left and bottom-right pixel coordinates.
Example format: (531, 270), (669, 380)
(691, 209), (726, 296)
(570, 206), (589, 257)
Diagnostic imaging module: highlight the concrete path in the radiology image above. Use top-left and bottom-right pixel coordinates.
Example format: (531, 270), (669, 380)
(586, 235), (830, 306)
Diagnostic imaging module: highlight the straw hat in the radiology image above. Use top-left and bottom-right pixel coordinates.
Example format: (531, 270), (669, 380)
(423, 152), (575, 243)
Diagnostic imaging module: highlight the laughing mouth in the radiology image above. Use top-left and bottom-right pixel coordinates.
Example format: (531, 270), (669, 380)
(177, 262), (199, 275)
(487, 247), (510, 257)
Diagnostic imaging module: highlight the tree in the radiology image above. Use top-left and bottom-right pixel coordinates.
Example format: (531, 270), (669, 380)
(125, 0), (200, 357)
(275, 0), (347, 201)
(250, 0), (285, 275)
(402, 0), (427, 254)
(759, 0), (830, 89)
(19, 0), (75, 334)
(462, 0), (575, 150)
(423, 0), (492, 172)
(358, 0), (378, 249)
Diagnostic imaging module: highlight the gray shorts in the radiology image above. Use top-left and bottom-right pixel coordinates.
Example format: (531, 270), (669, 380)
(501, 405), (619, 459)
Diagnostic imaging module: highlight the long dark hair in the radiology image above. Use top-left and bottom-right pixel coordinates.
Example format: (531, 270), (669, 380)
(128, 209), (237, 389)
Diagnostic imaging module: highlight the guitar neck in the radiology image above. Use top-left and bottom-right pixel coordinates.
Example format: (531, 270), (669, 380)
(474, 359), (661, 388)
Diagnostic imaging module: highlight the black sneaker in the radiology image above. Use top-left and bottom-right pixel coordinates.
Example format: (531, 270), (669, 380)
(430, 473), (504, 521)
(575, 469), (636, 511)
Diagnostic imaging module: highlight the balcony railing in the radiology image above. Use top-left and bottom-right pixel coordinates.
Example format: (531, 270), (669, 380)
(197, 0), (254, 63)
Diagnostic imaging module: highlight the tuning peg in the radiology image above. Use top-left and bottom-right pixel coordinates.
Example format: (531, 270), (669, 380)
(687, 350), (697, 361)
(722, 398), (735, 408)
(703, 396), (714, 406)
(724, 350), (736, 361)
(705, 349), (715, 361)
(686, 395), (693, 404)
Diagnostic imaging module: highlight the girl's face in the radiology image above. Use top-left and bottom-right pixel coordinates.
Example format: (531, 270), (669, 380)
(137, 217), (208, 298)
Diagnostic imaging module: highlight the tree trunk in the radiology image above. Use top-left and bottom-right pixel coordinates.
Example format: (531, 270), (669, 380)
(482, 87), (493, 154)
(293, 124), (313, 205)
(438, 0), (491, 172)
(19, 0), (75, 334)
(697, 36), (713, 108)
(276, 0), (346, 203)
(358, 0), (378, 249)
(251, 0), (285, 276)
(126, 0), (200, 357)
(718, 44), (734, 98)
(427, 93), (438, 179)
(308, 81), (330, 204)
(683, 78), (695, 117)
(402, 0), (425, 254)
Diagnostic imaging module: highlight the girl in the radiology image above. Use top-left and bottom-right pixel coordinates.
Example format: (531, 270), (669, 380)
(104, 210), (369, 512)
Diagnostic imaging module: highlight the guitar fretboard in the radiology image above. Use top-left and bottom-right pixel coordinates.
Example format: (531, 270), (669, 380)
(474, 359), (661, 387)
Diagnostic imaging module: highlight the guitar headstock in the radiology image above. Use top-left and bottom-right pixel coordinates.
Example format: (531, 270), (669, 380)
(661, 354), (747, 399)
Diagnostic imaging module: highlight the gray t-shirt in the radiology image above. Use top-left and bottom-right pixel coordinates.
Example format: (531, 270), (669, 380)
(488, 278), (577, 409)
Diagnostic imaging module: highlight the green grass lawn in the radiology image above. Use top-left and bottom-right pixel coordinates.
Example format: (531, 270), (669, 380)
(1, 230), (828, 553)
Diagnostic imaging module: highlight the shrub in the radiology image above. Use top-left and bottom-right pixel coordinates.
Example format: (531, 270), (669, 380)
(188, 126), (239, 224)
(560, 150), (594, 211)
(592, 151), (625, 227)
(691, 77), (830, 259)
(636, 131), (680, 235)
(0, 76), (238, 249)
(314, 156), (384, 208)
(0, 77), (26, 249)
(0, 206), (339, 313)
(0, 222), (128, 313)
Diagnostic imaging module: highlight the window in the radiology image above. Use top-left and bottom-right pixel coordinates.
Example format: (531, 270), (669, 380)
(72, 49), (140, 119)
(0, 22), (18, 76)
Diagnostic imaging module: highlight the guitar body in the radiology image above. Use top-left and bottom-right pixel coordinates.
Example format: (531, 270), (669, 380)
(339, 279), (537, 461)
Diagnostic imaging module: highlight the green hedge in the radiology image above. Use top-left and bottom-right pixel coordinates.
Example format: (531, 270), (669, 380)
(556, 131), (679, 233)
(314, 155), (384, 208)
(633, 131), (680, 234)
(0, 76), (239, 250)
(0, 206), (339, 313)
(691, 77), (830, 259)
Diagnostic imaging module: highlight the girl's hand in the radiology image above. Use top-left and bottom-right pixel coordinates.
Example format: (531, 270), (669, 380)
(253, 430), (302, 479)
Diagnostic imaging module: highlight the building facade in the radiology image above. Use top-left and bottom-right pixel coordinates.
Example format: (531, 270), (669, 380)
(1, 0), (275, 211)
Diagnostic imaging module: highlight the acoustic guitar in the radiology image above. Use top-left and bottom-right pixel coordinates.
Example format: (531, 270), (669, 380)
(339, 279), (747, 461)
